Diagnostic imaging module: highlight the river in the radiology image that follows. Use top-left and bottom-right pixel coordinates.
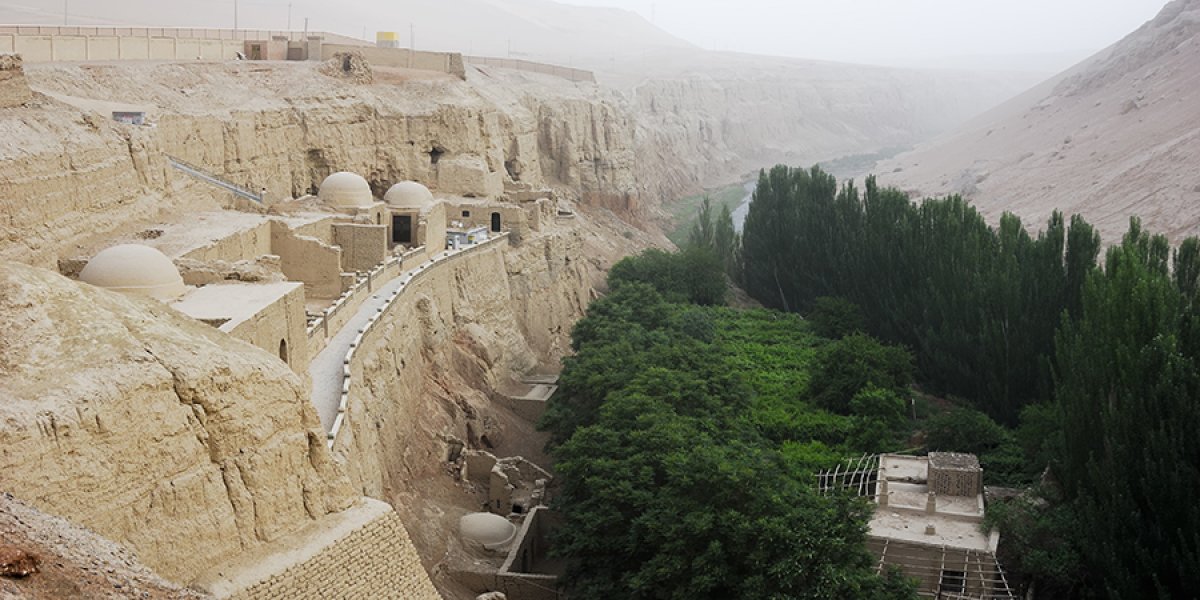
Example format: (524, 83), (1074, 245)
(731, 180), (756, 233)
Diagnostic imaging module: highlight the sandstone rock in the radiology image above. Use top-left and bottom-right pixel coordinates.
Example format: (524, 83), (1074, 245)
(0, 545), (39, 578)
(0, 53), (33, 108)
(0, 262), (355, 583)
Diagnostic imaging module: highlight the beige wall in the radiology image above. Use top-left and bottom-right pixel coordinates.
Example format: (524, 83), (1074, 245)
(320, 43), (466, 79)
(332, 223), (388, 273)
(0, 33), (245, 63)
(225, 283), (311, 374)
(466, 55), (596, 84)
(87, 36), (120, 60)
(181, 221), (274, 264)
(52, 36), (87, 61)
(272, 222), (344, 300)
(13, 35), (52, 62)
(118, 36), (149, 60)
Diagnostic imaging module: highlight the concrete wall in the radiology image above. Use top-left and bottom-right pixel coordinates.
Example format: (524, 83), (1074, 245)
(320, 43), (466, 79)
(0, 28), (254, 63)
(436, 154), (505, 198)
(196, 498), (440, 600)
(332, 223), (388, 273)
(466, 56), (596, 84)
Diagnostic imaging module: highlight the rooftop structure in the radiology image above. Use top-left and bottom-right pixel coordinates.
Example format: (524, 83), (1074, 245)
(78, 244), (186, 301)
(319, 172), (375, 209)
(819, 454), (1014, 599)
(384, 181), (435, 212)
(459, 513), (517, 551)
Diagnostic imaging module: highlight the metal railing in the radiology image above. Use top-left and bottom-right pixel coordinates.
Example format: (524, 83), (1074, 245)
(167, 155), (262, 204)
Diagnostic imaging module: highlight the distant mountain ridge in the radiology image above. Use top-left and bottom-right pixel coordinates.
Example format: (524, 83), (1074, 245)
(878, 0), (1200, 243)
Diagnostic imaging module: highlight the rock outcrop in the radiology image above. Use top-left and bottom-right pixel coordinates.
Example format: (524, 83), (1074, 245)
(0, 262), (356, 583)
(879, 0), (1200, 243)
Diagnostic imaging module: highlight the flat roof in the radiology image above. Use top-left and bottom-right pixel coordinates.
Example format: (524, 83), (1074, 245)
(880, 454), (928, 483)
(868, 509), (993, 551)
(871, 454), (992, 552)
(173, 281), (301, 332)
(117, 211), (333, 259)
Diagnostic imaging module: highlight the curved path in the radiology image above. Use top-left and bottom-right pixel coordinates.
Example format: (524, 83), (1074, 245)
(309, 273), (410, 431)
(307, 235), (508, 435)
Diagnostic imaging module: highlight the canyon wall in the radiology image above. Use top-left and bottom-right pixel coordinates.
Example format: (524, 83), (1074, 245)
(626, 57), (1040, 202)
(0, 262), (356, 583)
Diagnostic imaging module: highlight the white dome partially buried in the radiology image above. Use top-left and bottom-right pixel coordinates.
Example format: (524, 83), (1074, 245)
(79, 244), (186, 301)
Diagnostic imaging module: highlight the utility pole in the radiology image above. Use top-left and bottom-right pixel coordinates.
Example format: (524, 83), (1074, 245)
(234, 0), (239, 30)
(409, 23), (415, 51)
(63, 0), (68, 25)
(288, 3), (292, 31)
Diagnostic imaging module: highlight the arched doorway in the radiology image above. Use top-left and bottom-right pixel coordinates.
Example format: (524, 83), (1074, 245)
(490, 212), (501, 232)
(278, 339), (289, 365)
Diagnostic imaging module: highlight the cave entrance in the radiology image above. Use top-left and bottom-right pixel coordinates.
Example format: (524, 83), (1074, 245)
(429, 146), (444, 166)
(491, 212), (502, 232)
(392, 215), (413, 244)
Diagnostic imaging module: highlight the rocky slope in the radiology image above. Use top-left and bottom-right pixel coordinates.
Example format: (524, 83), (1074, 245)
(1, 60), (644, 268)
(878, 0), (1200, 243)
(626, 51), (1039, 203)
(0, 262), (356, 584)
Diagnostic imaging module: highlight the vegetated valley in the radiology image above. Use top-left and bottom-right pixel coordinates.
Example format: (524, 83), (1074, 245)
(540, 165), (1200, 599)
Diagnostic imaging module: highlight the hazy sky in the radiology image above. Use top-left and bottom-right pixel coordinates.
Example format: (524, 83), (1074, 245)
(561, 0), (1169, 70)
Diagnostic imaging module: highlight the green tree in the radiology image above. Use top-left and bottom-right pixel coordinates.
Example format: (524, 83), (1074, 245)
(1051, 218), (1200, 598)
(808, 334), (913, 415)
(808, 296), (866, 339)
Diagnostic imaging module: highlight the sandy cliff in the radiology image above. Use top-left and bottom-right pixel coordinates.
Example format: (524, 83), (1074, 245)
(0, 262), (356, 584)
(878, 0), (1200, 243)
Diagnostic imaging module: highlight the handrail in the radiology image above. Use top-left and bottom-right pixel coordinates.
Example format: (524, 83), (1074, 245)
(167, 155), (263, 204)
(326, 233), (510, 448)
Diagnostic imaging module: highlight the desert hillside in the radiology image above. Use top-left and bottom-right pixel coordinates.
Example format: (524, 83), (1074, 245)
(878, 0), (1200, 242)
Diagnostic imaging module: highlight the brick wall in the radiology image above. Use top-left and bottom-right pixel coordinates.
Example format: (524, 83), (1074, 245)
(207, 498), (441, 600)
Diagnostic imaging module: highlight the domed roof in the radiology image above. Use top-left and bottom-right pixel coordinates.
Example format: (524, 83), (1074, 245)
(459, 513), (517, 550)
(384, 181), (435, 210)
(318, 171), (375, 208)
(79, 244), (186, 301)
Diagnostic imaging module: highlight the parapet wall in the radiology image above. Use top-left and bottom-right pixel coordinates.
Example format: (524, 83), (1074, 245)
(466, 56), (595, 83)
(322, 43), (466, 79)
(0, 25), (371, 63)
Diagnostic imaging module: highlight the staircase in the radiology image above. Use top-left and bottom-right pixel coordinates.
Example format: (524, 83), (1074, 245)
(167, 156), (263, 204)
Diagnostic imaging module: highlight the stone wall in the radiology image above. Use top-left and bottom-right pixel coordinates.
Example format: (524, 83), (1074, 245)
(196, 498), (440, 600)
(0, 53), (32, 107)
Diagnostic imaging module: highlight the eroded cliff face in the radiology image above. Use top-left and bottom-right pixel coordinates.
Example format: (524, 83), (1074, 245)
(0, 61), (644, 271)
(0, 263), (356, 584)
(629, 59), (1040, 202)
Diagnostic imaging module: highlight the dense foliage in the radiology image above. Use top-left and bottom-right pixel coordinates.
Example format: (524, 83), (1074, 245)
(740, 165), (1100, 425)
(541, 250), (917, 599)
(737, 165), (1200, 599)
(607, 247), (728, 306)
(1048, 220), (1200, 598)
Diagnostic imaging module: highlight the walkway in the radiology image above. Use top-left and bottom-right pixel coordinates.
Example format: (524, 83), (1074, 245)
(309, 272), (410, 431)
(308, 234), (508, 434)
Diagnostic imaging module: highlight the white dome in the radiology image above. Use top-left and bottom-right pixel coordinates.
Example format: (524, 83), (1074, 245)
(384, 181), (434, 210)
(459, 513), (517, 550)
(79, 244), (186, 301)
(318, 172), (374, 208)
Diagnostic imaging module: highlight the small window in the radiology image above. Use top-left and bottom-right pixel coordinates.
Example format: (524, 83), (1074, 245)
(278, 339), (289, 365)
(462, 210), (471, 218)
